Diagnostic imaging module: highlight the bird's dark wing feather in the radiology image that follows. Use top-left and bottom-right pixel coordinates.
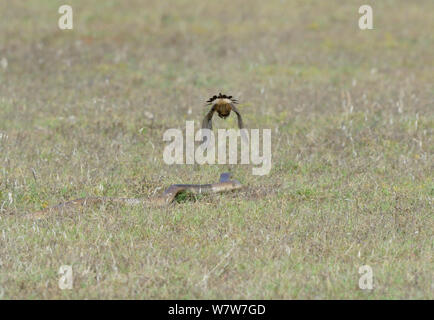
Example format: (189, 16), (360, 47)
(231, 104), (244, 129)
(231, 104), (248, 143)
(202, 105), (216, 130)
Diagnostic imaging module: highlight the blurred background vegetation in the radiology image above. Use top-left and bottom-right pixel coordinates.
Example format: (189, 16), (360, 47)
(0, 0), (432, 299)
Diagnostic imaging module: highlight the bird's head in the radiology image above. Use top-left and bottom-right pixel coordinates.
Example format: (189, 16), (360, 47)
(206, 93), (238, 106)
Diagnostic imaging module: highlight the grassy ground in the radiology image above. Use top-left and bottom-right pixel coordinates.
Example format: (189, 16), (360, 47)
(0, 0), (432, 299)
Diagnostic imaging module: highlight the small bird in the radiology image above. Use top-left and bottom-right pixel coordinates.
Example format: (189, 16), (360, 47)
(202, 93), (244, 130)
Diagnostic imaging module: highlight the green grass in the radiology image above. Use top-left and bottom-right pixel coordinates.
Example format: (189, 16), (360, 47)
(0, 0), (433, 299)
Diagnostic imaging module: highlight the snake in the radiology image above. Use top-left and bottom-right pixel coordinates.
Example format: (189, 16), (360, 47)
(24, 172), (243, 220)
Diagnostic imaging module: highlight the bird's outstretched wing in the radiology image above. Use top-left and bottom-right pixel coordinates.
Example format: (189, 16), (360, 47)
(231, 104), (248, 143)
(201, 105), (216, 144)
(231, 104), (244, 129)
(202, 105), (216, 130)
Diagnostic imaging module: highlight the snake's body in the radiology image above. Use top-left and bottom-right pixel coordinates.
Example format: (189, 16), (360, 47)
(26, 173), (242, 219)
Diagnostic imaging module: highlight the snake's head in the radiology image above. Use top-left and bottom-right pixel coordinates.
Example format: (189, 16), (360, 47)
(219, 172), (232, 183)
(231, 179), (243, 190)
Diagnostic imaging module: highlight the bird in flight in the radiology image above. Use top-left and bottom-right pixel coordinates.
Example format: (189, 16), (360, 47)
(202, 93), (244, 131)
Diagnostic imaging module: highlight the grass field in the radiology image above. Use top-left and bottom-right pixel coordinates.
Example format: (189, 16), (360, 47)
(0, 0), (433, 299)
